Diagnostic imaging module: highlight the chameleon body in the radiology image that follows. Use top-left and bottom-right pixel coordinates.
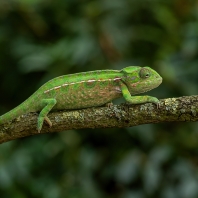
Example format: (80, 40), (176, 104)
(0, 66), (162, 132)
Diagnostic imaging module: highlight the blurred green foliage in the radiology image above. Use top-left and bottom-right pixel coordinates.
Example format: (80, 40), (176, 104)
(0, 0), (198, 197)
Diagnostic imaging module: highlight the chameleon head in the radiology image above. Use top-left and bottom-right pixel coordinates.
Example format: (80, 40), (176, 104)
(121, 66), (162, 94)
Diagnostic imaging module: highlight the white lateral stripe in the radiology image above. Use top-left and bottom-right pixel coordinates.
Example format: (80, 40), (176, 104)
(87, 79), (96, 83)
(54, 86), (61, 89)
(44, 77), (121, 93)
(114, 77), (121, 81)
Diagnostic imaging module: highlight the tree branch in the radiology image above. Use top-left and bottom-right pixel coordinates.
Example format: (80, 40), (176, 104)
(0, 95), (198, 144)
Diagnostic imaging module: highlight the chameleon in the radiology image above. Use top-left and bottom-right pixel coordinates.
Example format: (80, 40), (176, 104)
(0, 66), (162, 132)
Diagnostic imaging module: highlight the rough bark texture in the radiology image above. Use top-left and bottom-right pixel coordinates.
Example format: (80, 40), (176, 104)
(0, 96), (198, 144)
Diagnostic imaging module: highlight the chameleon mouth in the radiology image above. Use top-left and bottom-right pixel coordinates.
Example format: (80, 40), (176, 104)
(141, 77), (162, 93)
(156, 76), (163, 87)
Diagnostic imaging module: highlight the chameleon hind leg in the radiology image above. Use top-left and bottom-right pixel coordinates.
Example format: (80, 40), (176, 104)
(37, 98), (57, 133)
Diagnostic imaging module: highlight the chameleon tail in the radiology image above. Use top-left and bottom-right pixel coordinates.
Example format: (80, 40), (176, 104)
(0, 97), (37, 124)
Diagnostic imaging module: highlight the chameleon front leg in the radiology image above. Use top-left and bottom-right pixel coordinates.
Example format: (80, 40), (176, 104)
(38, 98), (57, 133)
(119, 81), (160, 106)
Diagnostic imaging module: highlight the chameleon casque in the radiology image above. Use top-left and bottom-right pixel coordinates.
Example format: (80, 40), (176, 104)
(0, 66), (162, 132)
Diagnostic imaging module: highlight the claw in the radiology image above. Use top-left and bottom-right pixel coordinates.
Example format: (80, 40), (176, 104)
(156, 102), (160, 109)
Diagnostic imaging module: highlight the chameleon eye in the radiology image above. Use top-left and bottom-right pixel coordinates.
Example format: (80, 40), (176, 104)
(139, 68), (150, 79)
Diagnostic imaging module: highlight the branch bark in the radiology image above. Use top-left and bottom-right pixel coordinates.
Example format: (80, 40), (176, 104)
(0, 95), (198, 144)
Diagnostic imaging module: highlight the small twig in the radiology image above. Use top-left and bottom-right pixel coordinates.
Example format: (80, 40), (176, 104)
(0, 95), (198, 144)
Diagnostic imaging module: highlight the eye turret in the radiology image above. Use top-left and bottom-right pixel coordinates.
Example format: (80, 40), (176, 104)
(139, 68), (150, 79)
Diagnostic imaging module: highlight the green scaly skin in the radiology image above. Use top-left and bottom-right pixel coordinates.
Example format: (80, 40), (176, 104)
(0, 66), (162, 132)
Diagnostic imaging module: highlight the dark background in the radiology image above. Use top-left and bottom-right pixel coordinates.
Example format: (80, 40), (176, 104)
(0, 0), (198, 197)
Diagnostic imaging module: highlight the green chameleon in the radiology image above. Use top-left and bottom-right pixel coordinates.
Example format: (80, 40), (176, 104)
(0, 66), (162, 132)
